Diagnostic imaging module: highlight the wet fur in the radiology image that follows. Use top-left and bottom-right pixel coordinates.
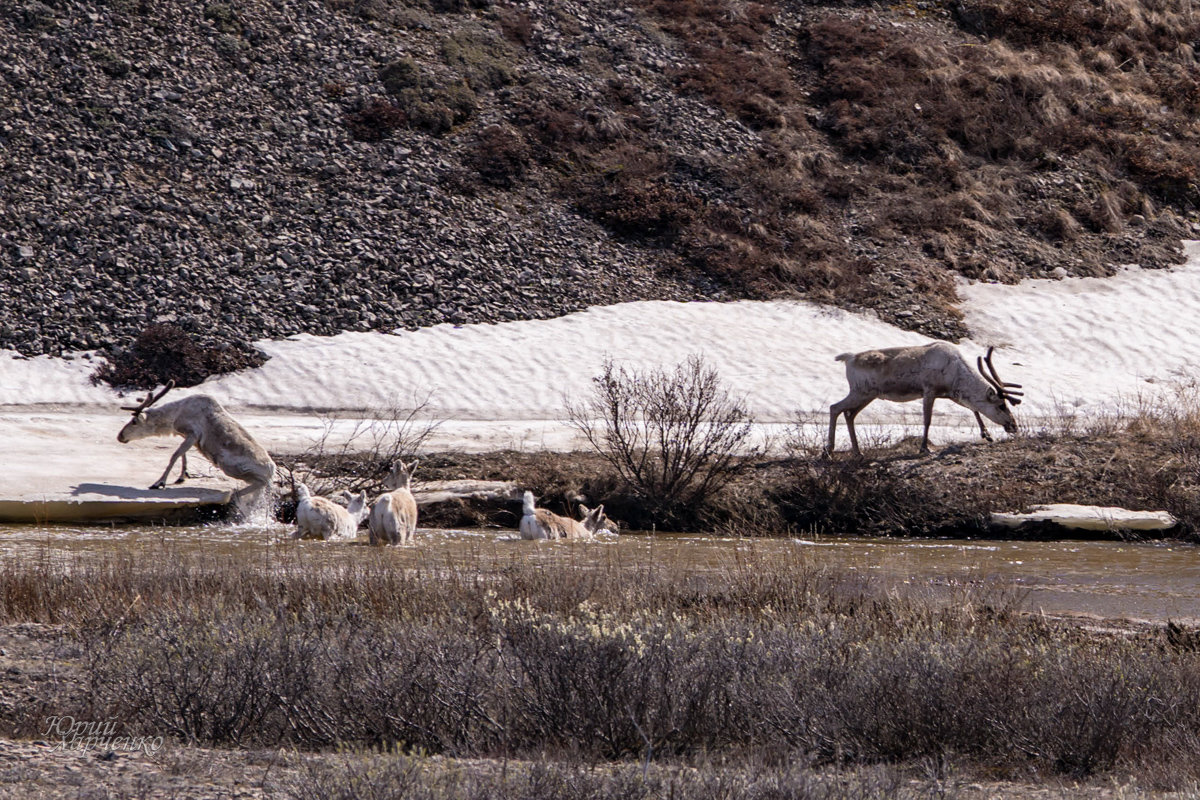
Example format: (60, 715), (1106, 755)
(369, 460), (419, 545)
(294, 484), (369, 541)
(519, 491), (606, 540)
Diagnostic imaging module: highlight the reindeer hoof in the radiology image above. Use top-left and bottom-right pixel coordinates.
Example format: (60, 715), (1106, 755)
(174, 476), (187, 484)
(149, 481), (166, 490)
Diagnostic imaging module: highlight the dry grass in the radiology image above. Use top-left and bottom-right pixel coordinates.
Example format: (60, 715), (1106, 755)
(4, 548), (1200, 785)
(280, 756), (945, 800)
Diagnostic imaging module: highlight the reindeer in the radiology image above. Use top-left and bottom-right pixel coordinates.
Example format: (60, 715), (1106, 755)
(518, 491), (608, 540)
(294, 484), (370, 541)
(368, 459), (419, 545)
(827, 343), (1023, 456)
(116, 382), (277, 502)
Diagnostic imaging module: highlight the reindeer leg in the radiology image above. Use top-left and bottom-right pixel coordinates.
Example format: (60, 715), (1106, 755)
(174, 452), (190, 484)
(920, 393), (937, 454)
(826, 403), (843, 456)
(973, 411), (993, 442)
(151, 434), (197, 490)
(828, 395), (869, 456)
(844, 406), (866, 457)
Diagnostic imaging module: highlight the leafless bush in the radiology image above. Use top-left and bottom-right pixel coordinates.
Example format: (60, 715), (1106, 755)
(566, 356), (760, 528)
(344, 98), (407, 142)
(469, 124), (531, 188)
(283, 391), (441, 497)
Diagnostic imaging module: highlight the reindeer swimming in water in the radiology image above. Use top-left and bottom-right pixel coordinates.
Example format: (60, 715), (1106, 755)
(518, 491), (607, 540)
(368, 459), (420, 545)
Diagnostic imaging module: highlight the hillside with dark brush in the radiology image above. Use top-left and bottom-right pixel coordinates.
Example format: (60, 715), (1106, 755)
(2, 0), (1198, 364)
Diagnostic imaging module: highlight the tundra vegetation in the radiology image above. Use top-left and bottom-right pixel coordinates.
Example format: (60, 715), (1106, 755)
(4, 547), (1200, 795)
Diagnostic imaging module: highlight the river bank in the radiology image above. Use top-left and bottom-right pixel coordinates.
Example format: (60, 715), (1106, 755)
(328, 414), (1200, 539)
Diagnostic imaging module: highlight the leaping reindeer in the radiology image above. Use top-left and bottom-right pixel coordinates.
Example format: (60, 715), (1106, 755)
(117, 382), (277, 501)
(827, 343), (1023, 456)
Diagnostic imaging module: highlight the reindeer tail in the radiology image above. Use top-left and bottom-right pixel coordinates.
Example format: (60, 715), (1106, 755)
(522, 490), (536, 516)
(835, 352), (855, 362)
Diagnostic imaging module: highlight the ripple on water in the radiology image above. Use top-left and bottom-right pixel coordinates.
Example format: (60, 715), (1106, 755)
(2, 525), (1200, 623)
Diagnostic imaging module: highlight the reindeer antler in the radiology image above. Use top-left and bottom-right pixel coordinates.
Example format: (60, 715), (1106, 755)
(120, 380), (176, 413)
(977, 348), (1023, 405)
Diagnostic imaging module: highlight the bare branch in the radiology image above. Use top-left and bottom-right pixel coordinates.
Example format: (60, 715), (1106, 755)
(566, 356), (759, 526)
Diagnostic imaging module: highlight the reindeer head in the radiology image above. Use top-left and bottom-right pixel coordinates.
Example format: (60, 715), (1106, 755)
(346, 490), (371, 524)
(578, 503), (608, 534)
(976, 348), (1023, 434)
(383, 459), (419, 491)
(116, 381), (175, 442)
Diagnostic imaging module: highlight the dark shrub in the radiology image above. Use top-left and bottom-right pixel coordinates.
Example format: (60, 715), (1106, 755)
(91, 323), (266, 389)
(202, 2), (241, 33)
(345, 98), (407, 142)
(775, 457), (987, 536)
(378, 58), (426, 95)
(440, 29), (515, 91)
(580, 180), (699, 240)
(429, 0), (491, 12)
(572, 148), (700, 241)
(470, 124), (531, 187)
(497, 6), (534, 47)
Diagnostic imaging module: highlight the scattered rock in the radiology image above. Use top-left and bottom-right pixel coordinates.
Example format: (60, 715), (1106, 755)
(0, 0), (710, 357)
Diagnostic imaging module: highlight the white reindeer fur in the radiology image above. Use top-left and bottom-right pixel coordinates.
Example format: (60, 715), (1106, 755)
(117, 394), (276, 499)
(519, 491), (607, 540)
(294, 483), (370, 541)
(369, 460), (419, 545)
(827, 341), (1019, 455)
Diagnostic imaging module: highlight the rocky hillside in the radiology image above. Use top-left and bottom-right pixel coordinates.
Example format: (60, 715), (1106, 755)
(2, 0), (1198, 360)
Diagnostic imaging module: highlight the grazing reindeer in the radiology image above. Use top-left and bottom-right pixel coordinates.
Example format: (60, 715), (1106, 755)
(116, 382), (277, 501)
(293, 484), (370, 541)
(369, 459), (419, 545)
(519, 491), (608, 540)
(827, 343), (1023, 456)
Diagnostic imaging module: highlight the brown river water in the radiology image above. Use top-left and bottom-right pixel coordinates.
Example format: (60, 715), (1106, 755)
(2, 523), (1199, 625)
